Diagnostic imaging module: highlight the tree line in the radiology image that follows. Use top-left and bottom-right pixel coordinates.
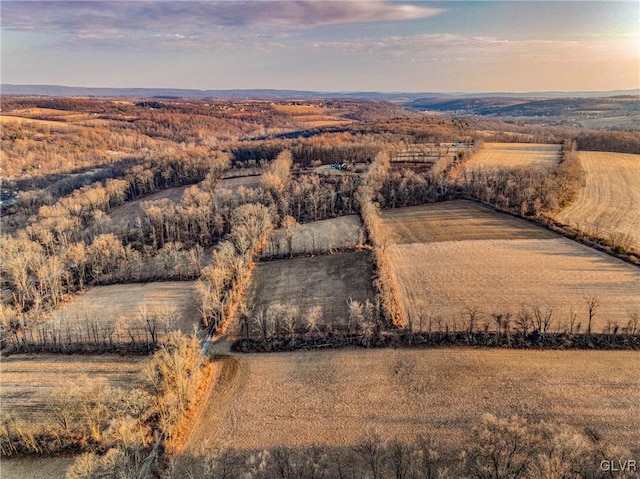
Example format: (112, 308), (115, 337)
(233, 298), (640, 353)
(67, 413), (634, 479)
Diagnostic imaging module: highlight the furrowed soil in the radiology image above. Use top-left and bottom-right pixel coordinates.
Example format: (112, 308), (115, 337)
(243, 251), (374, 330)
(556, 151), (640, 253)
(380, 200), (640, 331)
(50, 281), (201, 337)
(463, 142), (561, 171)
(182, 349), (640, 455)
(262, 215), (364, 258)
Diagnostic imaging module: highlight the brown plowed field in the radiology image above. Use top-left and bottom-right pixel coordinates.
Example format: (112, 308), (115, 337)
(463, 142), (561, 171)
(243, 251), (374, 330)
(380, 201), (640, 331)
(182, 349), (640, 455)
(556, 151), (640, 253)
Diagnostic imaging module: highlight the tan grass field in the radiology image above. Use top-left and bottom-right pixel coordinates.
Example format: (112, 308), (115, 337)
(213, 175), (262, 201)
(1, 114), (77, 129)
(183, 349), (640, 455)
(108, 176), (261, 228)
(463, 142), (561, 171)
(380, 200), (557, 244)
(381, 201), (640, 331)
(108, 185), (189, 228)
(1, 108), (101, 128)
(0, 354), (144, 426)
(243, 251), (374, 329)
(1, 456), (76, 479)
(262, 215), (364, 258)
(50, 281), (200, 337)
(555, 151), (640, 253)
(269, 104), (353, 128)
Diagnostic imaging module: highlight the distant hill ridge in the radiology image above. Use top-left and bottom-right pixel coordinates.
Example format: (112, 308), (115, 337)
(2, 84), (638, 101)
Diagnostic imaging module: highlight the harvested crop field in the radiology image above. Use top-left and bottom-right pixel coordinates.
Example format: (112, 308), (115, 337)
(183, 349), (640, 455)
(50, 281), (200, 337)
(0, 354), (144, 426)
(556, 151), (640, 253)
(243, 251), (374, 330)
(262, 215), (364, 258)
(381, 201), (640, 331)
(379, 200), (556, 244)
(269, 103), (353, 128)
(463, 142), (561, 171)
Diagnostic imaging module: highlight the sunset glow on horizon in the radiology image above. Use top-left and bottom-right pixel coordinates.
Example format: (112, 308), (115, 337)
(2, 0), (638, 93)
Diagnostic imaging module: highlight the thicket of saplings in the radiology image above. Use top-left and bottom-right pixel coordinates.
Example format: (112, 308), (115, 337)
(233, 297), (640, 353)
(1, 331), (209, 467)
(69, 414), (635, 479)
(5, 305), (181, 354)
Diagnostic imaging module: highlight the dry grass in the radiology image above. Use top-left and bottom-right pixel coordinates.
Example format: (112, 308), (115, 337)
(50, 282), (201, 337)
(379, 200), (556, 244)
(269, 104), (353, 128)
(183, 348), (640, 455)
(213, 175), (262, 201)
(0, 456), (76, 479)
(1, 114), (77, 129)
(243, 251), (374, 330)
(556, 151), (640, 253)
(381, 201), (640, 331)
(262, 215), (364, 258)
(108, 185), (189, 228)
(463, 142), (561, 171)
(0, 354), (144, 426)
(108, 176), (261, 229)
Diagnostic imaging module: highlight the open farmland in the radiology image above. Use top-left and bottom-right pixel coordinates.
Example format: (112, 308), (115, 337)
(108, 185), (189, 229)
(380, 200), (640, 331)
(555, 151), (640, 253)
(242, 251), (374, 332)
(262, 215), (364, 258)
(48, 281), (200, 339)
(270, 103), (353, 128)
(461, 142), (561, 171)
(183, 349), (640, 455)
(1, 113), (80, 129)
(0, 354), (144, 427)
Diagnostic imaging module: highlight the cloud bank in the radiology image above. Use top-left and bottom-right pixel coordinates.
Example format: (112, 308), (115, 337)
(2, 1), (442, 34)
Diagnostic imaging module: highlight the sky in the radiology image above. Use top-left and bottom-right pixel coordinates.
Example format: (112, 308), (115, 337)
(1, 0), (639, 93)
